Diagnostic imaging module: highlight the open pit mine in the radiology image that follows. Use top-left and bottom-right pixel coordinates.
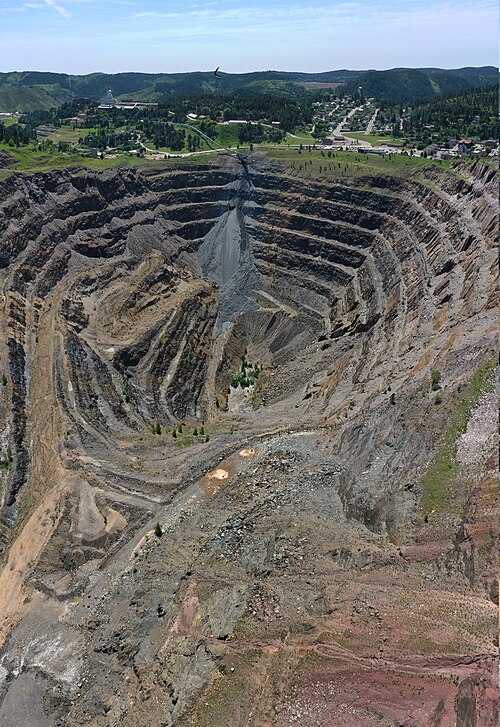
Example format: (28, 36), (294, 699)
(0, 156), (497, 726)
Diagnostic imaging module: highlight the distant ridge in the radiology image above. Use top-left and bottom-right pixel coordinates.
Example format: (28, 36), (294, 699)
(341, 66), (498, 103)
(0, 66), (496, 112)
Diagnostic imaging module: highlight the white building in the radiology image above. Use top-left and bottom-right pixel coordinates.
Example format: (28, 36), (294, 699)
(100, 89), (117, 106)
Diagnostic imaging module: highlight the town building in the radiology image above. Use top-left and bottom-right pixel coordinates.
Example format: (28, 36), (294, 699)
(359, 147), (387, 155)
(98, 90), (117, 109)
(457, 139), (473, 153)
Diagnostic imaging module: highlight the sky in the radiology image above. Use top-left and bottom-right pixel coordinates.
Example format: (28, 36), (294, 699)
(0, 0), (497, 74)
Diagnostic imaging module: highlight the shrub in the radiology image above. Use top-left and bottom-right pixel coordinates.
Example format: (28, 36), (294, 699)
(154, 522), (163, 538)
(431, 369), (442, 391)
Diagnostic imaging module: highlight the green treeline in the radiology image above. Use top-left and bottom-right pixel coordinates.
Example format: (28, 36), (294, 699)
(237, 123), (285, 144)
(0, 121), (36, 146)
(138, 120), (186, 151)
(158, 92), (316, 131)
(403, 86), (498, 140)
(79, 128), (137, 151)
(21, 91), (319, 134)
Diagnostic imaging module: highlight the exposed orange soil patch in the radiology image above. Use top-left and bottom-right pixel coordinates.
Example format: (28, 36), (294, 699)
(201, 447), (257, 498)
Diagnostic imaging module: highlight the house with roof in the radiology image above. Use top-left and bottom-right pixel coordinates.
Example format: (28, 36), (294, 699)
(457, 139), (473, 153)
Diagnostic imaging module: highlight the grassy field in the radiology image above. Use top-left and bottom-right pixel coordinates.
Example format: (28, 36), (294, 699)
(0, 115), (21, 127)
(1, 139), (488, 180)
(342, 131), (403, 146)
(195, 124), (313, 150)
(0, 143), (221, 178)
(152, 123), (316, 153)
(0, 144), (140, 174)
(283, 131), (316, 145)
(214, 124), (242, 148)
(262, 147), (452, 180)
(420, 361), (496, 516)
(155, 139), (213, 154)
(32, 120), (317, 157)
(189, 123), (315, 150)
(41, 125), (101, 144)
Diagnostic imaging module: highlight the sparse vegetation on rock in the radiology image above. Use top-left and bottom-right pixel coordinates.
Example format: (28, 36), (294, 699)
(431, 369), (442, 391)
(231, 357), (262, 390)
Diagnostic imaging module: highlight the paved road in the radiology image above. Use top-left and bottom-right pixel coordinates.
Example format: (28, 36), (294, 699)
(328, 105), (372, 146)
(331, 105), (364, 136)
(365, 108), (379, 135)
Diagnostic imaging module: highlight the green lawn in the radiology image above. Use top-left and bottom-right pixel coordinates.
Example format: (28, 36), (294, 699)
(42, 125), (100, 144)
(214, 124), (242, 148)
(283, 131), (316, 145)
(0, 115), (21, 127)
(342, 131), (404, 147)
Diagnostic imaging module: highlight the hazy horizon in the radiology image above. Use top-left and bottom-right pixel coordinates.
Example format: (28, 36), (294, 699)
(0, 0), (497, 75)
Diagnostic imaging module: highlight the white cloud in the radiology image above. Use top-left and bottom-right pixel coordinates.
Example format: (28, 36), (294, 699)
(44, 0), (71, 17)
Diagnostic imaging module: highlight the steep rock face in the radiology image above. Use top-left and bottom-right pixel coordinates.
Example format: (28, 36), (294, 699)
(0, 157), (497, 727)
(197, 158), (262, 332)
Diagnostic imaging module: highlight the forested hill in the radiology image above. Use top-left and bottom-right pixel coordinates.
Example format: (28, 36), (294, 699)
(342, 67), (498, 103)
(0, 69), (359, 112)
(403, 86), (498, 140)
(0, 66), (497, 112)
